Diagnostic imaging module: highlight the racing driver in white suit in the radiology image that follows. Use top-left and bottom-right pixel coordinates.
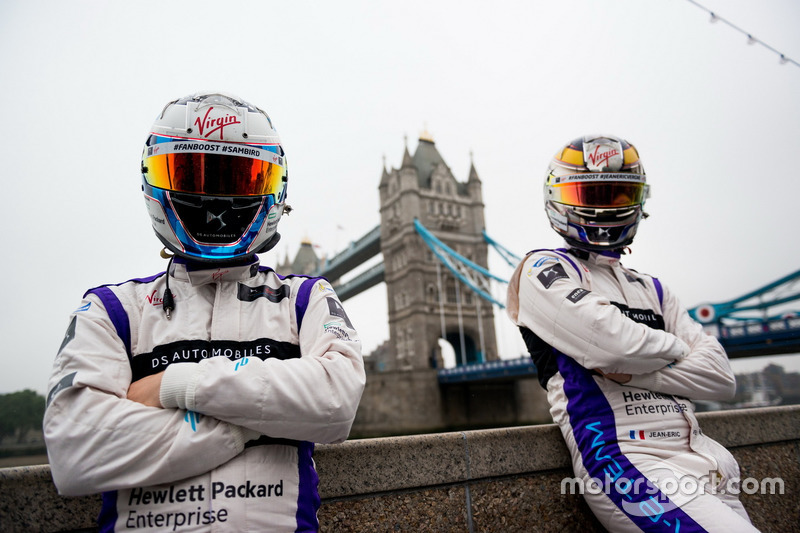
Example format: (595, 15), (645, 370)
(506, 135), (758, 532)
(44, 92), (366, 532)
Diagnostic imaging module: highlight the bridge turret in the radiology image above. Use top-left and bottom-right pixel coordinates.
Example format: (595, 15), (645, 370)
(379, 134), (498, 371)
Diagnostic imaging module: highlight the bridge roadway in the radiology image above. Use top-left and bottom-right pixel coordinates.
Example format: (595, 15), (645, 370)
(712, 315), (800, 358)
(438, 315), (800, 384)
(317, 225), (381, 281)
(438, 357), (538, 384)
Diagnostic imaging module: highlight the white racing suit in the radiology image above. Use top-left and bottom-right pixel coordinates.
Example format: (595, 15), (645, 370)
(506, 247), (758, 532)
(44, 257), (366, 532)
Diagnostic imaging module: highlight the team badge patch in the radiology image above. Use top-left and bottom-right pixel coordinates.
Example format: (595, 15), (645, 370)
(567, 288), (590, 303)
(537, 263), (569, 289)
(326, 297), (354, 329)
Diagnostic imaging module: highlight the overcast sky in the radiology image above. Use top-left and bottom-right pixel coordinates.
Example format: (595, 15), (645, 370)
(1, 0), (799, 395)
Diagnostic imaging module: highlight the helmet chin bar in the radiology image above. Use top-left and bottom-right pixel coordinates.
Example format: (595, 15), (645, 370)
(154, 231), (281, 263)
(546, 200), (642, 252)
(252, 231), (281, 254)
(563, 234), (633, 253)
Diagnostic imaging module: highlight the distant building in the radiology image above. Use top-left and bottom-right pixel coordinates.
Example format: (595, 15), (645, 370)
(696, 364), (800, 412)
(276, 238), (324, 276)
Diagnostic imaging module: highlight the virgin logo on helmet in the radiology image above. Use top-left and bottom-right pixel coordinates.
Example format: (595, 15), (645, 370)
(194, 107), (241, 140)
(587, 146), (619, 169)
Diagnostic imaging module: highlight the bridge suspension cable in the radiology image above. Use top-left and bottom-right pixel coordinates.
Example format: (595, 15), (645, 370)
(482, 229), (522, 268)
(690, 268), (800, 323)
(414, 219), (510, 308)
(689, 268), (800, 358)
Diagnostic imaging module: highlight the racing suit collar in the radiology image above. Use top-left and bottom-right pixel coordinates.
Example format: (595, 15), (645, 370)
(169, 256), (262, 286)
(565, 245), (622, 267)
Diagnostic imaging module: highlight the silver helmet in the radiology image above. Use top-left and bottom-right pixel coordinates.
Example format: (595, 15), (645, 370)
(140, 92), (288, 262)
(544, 134), (649, 251)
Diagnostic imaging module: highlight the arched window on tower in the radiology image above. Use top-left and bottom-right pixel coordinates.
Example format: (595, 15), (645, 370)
(446, 278), (457, 304)
(427, 284), (437, 303)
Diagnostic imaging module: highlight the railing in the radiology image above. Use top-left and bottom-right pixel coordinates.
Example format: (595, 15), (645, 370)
(705, 316), (800, 357)
(438, 357), (537, 383)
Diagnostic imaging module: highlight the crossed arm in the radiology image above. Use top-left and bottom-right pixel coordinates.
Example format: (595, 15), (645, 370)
(512, 253), (735, 400)
(44, 288), (365, 496)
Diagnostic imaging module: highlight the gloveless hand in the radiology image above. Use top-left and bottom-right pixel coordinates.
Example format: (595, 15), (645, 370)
(127, 372), (165, 408)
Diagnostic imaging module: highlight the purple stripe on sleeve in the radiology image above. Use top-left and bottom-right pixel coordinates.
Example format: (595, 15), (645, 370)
(652, 277), (664, 309)
(295, 278), (319, 332)
(126, 272), (166, 284)
(557, 353), (706, 532)
(87, 286), (132, 357)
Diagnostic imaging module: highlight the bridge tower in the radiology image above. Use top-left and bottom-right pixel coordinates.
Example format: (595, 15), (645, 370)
(378, 134), (499, 371)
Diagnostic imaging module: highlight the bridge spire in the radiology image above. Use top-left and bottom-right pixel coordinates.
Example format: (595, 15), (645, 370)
(401, 144), (414, 169)
(468, 151), (480, 183)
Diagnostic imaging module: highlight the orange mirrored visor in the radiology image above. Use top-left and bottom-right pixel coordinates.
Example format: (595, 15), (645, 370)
(142, 137), (286, 197)
(551, 175), (647, 208)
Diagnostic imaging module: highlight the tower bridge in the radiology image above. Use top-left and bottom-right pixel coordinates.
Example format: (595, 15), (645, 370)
(317, 134), (499, 373)
(293, 135), (800, 435)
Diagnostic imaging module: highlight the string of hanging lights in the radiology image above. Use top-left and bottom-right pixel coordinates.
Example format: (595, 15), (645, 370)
(685, 0), (799, 68)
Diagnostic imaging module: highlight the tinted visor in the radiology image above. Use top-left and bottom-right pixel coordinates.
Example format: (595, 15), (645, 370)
(550, 174), (647, 208)
(142, 135), (286, 197)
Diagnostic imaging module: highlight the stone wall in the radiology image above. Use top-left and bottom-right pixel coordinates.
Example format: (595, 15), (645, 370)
(351, 370), (551, 438)
(1, 405), (798, 532)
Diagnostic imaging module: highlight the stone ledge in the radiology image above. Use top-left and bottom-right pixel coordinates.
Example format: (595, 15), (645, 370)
(695, 404), (800, 447)
(317, 404), (800, 498)
(1, 405), (797, 532)
(315, 424), (571, 499)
